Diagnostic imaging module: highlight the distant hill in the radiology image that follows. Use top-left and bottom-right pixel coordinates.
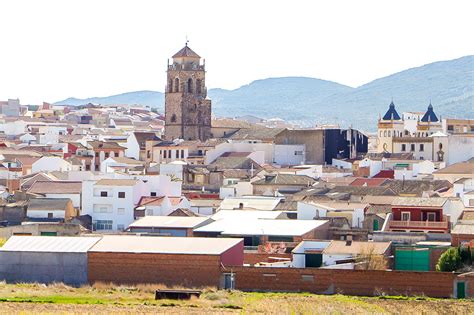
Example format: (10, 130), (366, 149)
(55, 56), (474, 131)
(56, 90), (164, 108)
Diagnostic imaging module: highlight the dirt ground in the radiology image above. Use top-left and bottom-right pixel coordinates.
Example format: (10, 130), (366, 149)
(0, 283), (472, 314)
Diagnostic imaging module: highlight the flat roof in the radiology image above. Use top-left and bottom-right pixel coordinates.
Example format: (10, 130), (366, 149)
(195, 218), (328, 236)
(128, 216), (211, 229)
(211, 210), (284, 220)
(1, 236), (101, 253)
(89, 235), (242, 255)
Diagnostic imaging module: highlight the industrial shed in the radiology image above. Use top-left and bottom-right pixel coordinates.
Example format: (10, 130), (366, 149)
(0, 236), (101, 285)
(88, 235), (244, 287)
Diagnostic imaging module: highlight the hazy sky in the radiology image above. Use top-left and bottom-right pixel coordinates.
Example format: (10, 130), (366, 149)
(1, 0), (473, 104)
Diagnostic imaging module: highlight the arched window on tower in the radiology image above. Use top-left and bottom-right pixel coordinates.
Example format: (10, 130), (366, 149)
(196, 79), (202, 94)
(174, 78), (179, 92)
(187, 78), (193, 93)
(171, 114), (176, 123)
(168, 79), (173, 93)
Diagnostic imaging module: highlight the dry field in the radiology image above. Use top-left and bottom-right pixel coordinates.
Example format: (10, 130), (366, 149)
(0, 282), (471, 314)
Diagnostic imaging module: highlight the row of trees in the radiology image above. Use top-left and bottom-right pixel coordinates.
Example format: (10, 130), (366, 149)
(436, 246), (473, 272)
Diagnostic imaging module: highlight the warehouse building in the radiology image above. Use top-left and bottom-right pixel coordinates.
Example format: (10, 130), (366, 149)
(88, 235), (244, 287)
(0, 236), (101, 285)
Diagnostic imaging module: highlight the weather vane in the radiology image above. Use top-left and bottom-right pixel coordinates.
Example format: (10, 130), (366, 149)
(185, 35), (189, 46)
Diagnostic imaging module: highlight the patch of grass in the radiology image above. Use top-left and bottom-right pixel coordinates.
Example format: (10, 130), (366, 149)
(215, 303), (243, 309)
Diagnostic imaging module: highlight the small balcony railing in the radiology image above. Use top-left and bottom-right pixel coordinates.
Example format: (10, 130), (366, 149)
(389, 220), (449, 230)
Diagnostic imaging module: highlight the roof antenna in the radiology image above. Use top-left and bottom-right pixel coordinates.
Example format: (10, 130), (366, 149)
(185, 35), (189, 46)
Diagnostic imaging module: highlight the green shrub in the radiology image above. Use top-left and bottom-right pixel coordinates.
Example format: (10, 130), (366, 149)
(436, 247), (462, 272)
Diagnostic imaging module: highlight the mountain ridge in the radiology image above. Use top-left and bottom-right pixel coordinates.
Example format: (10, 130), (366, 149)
(54, 55), (474, 131)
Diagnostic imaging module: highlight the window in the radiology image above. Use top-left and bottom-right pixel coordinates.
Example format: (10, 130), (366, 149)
(196, 79), (202, 94)
(151, 192), (157, 197)
(447, 125), (454, 131)
(94, 220), (113, 230)
(104, 152), (109, 158)
(147, 150), (151, 159)
(117, 224), (125, 231)
(180, 150), (184, 159)
(401, 144), (406, 151)
(48, 213), (53, 219)
(187, 78), (193, 93)
(94, 206), (111, 213)
(118, 192), (125, 198)
(410, 144), (415, 152)
(171, 114), (176, 123)
(176, 150), (179, 158)
(174, 78), (179, 92)
(95, 152), (99, 158)
(100, 191), (108, 197)
(419, 144), (424, 151)
(163, 150), (167, 158)
(401, 212), (411, 221)
(168, 78), (173, 93)
(427, 212), (436, 222)
(117, 208), (125, 215)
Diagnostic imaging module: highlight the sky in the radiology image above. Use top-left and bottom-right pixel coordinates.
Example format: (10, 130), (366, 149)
(1, 0), (473, 104)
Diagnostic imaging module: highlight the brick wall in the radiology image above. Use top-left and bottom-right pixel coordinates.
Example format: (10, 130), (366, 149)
(451, 233), (474, 246)
(88, 252), (222, 288)
(232, 267), (458, 298)
(244, 252), (292, 265)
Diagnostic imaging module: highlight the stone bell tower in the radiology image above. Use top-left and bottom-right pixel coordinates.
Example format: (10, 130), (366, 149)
(164, 43), (212, 141)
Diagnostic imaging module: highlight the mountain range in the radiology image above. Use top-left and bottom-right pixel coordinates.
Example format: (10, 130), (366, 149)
(55, 55), (474, 131)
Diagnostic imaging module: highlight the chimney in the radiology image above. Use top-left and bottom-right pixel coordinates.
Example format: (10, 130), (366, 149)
(346, 234), (353, 246)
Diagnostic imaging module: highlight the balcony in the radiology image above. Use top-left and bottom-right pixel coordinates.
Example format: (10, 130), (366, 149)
(167, 64), (205, 71)
(389, 220), (449, 230)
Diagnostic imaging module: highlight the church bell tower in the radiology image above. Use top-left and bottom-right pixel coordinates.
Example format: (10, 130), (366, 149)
(164, 43), (212, 141)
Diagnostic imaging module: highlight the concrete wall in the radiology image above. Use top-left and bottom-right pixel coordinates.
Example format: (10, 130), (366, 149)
(0, 251), (88, 285)
(275, 129), (324, 164)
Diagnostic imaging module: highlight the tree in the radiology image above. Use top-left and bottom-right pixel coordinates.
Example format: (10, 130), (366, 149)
(355, 244), (389, 270)
(436, 247), (462, 272)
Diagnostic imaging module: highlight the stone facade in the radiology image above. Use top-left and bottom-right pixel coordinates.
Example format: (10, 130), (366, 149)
(164, 45), (212, 141)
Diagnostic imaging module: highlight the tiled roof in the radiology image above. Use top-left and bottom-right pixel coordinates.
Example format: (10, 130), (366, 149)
(420, 103), (439, 122)
(27, 198), (71, 211)
(229, 127), (285, 141)
(434, 162), (474, 175)
(350, 178), (388, 187)
(253, 173), (316, 186)
(137, 196), (165, 207)
(133, 132), (161, 150)
(372, 170), (395, 179)
(323, 240), (391, 255)
(382, 102), (401, 120)
(391, 197), (447, 207)
(172, 45), (200, 58)
(28, 181), (82, 194)
(210, 157), (261, 170)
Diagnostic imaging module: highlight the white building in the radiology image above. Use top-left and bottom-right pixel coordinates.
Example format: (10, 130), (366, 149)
(32, 156), (73, 173)
(81, 178), (150, 231)
(453, 178), (474, 208)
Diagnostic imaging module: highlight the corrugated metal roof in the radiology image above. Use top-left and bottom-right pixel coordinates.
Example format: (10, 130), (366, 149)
(89, 235), (242, 255)
(1, 236), (102, 253)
